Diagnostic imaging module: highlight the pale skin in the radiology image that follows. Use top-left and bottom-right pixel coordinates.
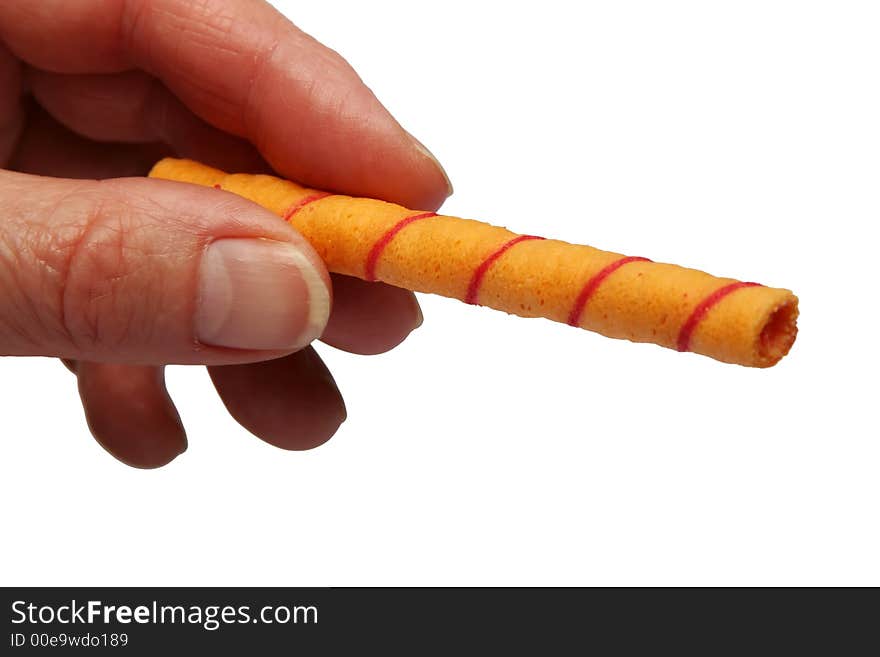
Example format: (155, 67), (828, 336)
(0, 0), (452, 467)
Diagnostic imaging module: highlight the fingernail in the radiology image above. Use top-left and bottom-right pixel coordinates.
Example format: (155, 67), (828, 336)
(413, 298), (424, 330)
(197, 238), (330, 350)
(407, 132), (454, 198)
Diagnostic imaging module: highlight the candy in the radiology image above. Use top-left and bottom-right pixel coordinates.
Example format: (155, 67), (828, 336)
(150, 158), (798, 367)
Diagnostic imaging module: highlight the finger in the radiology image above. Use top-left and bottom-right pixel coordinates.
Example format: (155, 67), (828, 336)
(209, 347), (345, 451)
(0, 170), (331, 364)
(76, 362), (186, 468)
(322, 275), (423, 355)
(27, 68), (268, 173)
(10, 101), (170, 179)
(11, 111), (196, 471)
(0, 41), (24, 165)
(0, 0), (451, 209)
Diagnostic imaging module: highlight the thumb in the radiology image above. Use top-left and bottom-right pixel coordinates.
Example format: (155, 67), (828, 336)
(0, 170), (331, 364)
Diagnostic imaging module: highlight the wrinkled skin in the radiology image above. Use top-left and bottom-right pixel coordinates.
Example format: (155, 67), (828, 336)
(0, 0), (451, 467)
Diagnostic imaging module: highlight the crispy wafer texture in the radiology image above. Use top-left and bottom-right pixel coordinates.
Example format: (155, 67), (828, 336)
(150, 158), (798, 367)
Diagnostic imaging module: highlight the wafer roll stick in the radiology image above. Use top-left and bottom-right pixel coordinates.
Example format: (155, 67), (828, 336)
(150, 158), (798, 367)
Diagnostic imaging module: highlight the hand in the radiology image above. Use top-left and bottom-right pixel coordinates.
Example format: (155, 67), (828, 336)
(0, 0), (451, 467)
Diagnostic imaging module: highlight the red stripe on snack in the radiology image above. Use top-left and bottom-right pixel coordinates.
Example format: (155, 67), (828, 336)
(677, 281), (762, 352)
(282, 192), (331, 221)
(364, 212), (438, 281)
(465, 235), (545, 305)
(212, 184), (221, 189)
(567, 256), (651, 326)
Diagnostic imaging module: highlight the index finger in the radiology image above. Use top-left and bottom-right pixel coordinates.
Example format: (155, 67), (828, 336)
(0, 0), (451, 209)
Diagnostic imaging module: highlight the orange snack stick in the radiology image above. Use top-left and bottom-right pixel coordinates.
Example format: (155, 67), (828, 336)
(149, 158), (798, 367)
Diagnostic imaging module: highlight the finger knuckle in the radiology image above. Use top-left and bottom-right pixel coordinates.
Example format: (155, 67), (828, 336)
(52, 186), (158, 353)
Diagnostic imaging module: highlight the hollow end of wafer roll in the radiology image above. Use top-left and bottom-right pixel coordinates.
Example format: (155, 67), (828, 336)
(755, 296), (799, 368)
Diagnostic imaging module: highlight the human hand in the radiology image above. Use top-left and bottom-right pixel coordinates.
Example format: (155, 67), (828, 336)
(0, 0), (451, 467)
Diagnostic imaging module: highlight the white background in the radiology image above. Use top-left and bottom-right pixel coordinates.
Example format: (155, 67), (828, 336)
(1, 0), (878, 586)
